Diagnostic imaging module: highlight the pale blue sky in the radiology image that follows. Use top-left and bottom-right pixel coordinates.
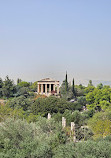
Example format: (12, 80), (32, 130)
(0, 0), (111, 84)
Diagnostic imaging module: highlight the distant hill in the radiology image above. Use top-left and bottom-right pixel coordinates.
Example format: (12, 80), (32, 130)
(75, 79), (111, 87)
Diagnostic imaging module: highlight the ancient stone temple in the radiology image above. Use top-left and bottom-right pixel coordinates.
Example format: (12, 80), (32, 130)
(37, 78), (59, 96)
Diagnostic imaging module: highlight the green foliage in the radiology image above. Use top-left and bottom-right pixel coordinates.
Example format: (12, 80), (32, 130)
(86, 86), (111, 111)
(60, 80), (68, 98)
(0, 105), (25, 122)
(83, 109), (95, 118)
(26, 113), (40, 123)
(0, 118), (67, 158)
(72, 78), (76, 98)
(88, 80), (93, 87)
(97, 83), (103, 89)
(77, 127), (93, 141)
(0, 78), (3, 88)
(53, 142), (76, 158)
(1, 74), (111, 157)
(2, 76), (16, 98)
(52, 112), (63, 122)
(53, 139), (111, 158)
(99, 100), (111, 110)
(6, 95), (33, 111)
(0, 78), (3, 98)
(65, 71), (68, 92)
(17, 81), (30, 87)
(60, 73), (74, 100)
(77, 96), (87, 106)
(75, 140), (111, 158)
(74, 85), (85, 97)
(78, 84), (85, 90)
(31, 96), (76, 116)
(60, 84), (74, 100)
(30, 81), (38, 92)
(84, 85), (95, 94)
(0, 118), (51, 157)
(72, 78), (74, 94)
(72, 101), (83, 111)
(88, 112), (111, 138)
(17, 78), (22, 84)
(60, 78), (85, 100)
(1, 117), (111, 158)
(62, 110), (84, 127)
(14, 86), (30, 97)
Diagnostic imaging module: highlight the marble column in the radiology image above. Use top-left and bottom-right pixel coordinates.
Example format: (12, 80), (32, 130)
(45, 84), (47, 94)
(37, 84), (40, 93)
(62, 117), (66, 128)
(41, 84), (43, 94)
(57, 85), (59, 94)
(71, 122), (75, 131)
(48, 113), (51, 119)
(71, 122), (76, 142)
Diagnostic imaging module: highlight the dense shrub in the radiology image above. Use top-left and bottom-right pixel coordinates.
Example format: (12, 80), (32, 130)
(31, 96), (76, 116)
(0, 118), (66, 158)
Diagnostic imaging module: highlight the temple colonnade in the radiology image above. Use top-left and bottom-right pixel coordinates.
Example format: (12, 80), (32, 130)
(37, 78), (59, 96)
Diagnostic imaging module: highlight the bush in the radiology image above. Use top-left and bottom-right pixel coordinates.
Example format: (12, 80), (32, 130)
(0, 118), (66, 158)
(31, 96), (76, 116)
(7, 96), (34, 111)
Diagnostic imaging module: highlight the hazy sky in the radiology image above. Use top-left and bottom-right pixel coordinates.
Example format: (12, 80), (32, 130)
(0, 0), (111, 84)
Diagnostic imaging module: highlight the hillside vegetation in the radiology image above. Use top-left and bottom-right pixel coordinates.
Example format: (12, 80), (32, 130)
(0, 75), (111, 157)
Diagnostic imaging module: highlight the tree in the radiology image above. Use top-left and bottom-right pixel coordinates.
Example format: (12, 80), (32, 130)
(75, 140), (111, 158)
(65, 71), (68, 92)
(2, 76), (16, 98)
(0, 118), (52, 157)
(31, 96), (76, 116)
(97, 83), (103, 89)
(0, 78), (3, 97)
(14, 86), (30, 97)
(72, 78), (76, 97)
(84, 85), (95, 94)
(60, 80), (73, 100)
(78, 84), (85, 90)
(99, 100), (111, 111)
(86, 86), (111, 111)
(30, 81), (38, 92)
(88, 80), (93, 87)
(0, 104), (25, 122)
(88, 112), (111, 138)
(75, 85), (84, 97)
(17, 78), (22, 84)
(77, 96), (87, 106)
(18, 81), (30, 87)
(0, 118), (67, 157)
(7, 95), (33, 111)
(0, 77), (3, 88)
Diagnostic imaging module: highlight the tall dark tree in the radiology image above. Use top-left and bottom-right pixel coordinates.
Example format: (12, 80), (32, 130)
(72, 78), (75, 97)
(65, 71), (68, 92)
(0, 78), (3, 97)
(17, 78), (22, 84)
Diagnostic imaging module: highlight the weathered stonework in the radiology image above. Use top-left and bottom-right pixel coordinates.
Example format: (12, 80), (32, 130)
(37, 78), (59, 97)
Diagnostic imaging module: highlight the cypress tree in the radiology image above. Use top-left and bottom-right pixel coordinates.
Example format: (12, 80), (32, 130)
(17, 78), (22, 84)
(72, 78), (75, 97)
(17, 78), (20, 84)
(65, 71), (68, 92)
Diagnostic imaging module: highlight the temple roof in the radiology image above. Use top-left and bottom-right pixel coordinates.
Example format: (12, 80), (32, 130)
(38, 78), (59, 82)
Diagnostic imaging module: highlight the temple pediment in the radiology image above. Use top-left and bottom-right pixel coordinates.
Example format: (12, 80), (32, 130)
(38, 78), (59, 82)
